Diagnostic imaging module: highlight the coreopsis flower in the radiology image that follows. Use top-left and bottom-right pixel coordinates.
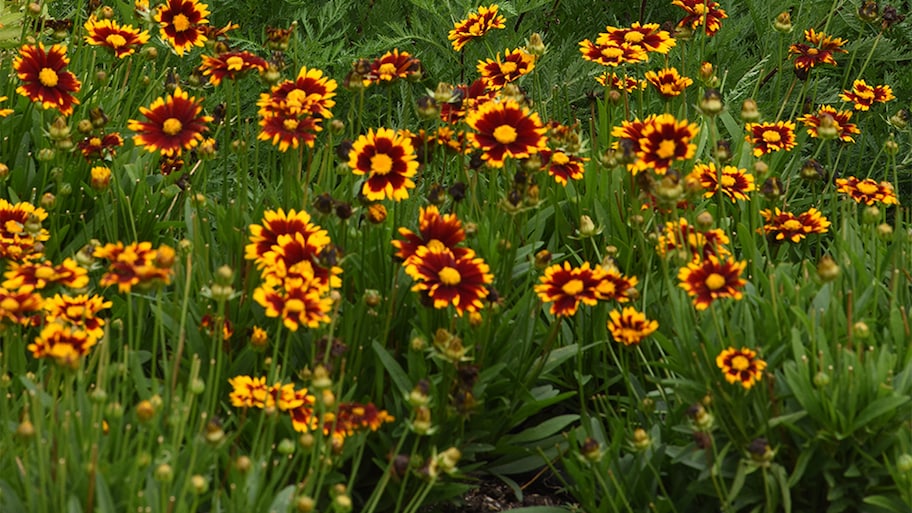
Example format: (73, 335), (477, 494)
(797, 105), (859, 142)
(438, 80), (492, 124)
(759, 207), (830, 243)
(656, 218), (731, 260)
(246, 209), (331, 269)
(535, 262), (606, 317)
(94, 241), (176, 292)
(13, 43), (82, 116)
(198, 21), (239, 43)
(673, 0), (728, 36)
(77, 132), (123, 160)
(260, 66), (337, 118)
(42, 293), (112, 341)
(465, 100), (547, 168)
(258, 111), (322, 152)
(716, 347), (766, 389)
(835, 176), (900, 205)
(540, 149), (587, 185)
(477, 48), (536, 90)
(90, 165), (112, 190)
(365, 49), (422, 84)
(128, 87), (212, 157)
(321, 402), (395, 440)
(645, 67), (693, 98)
(596, 22), (676, 56)
(449, 4), (506, 52)
(254, 278), (333, 330)
(2, 258), (89, 290)
(0, 199), (50, 262)
(788, 28), (847, 71)
(265, 25), (295, 51)
(349, 128), (418, 202)
(405, 241), (493, 315)
(597, 267), (639, 303)
(595, 72), (646, 92)
(84, 16), (150, 58)
(0, 96), (13, 117)
(840, 80), (895, 111)
(677, 255), (746, 310)
(28, 322), (97, 368)
(199, 51), (267, 86)
(228, 376), (269, 408)
(688, 163), (755, 202)
(634, 113), (699, 175)
(745, 121), (797, 157)
(392, 205), (468, 263)
(608, 307), (658, 346)
(154, 0), (210, 56)
(579, 40), (648, 67)
(0, 286), (44, 325)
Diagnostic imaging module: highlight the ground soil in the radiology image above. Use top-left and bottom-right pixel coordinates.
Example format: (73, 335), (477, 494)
(420, 474), (574, 512)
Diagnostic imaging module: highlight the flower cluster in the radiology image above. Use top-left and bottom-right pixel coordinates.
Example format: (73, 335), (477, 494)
(580, 22), (675, 67)
(688, 163), (755, 203)
(257, 66), (336, 152)
(0, 199), (51, 262)
(94, 242), (177, 292)
(759, 208), (831, 243)
(835, 177), (900, 205)
(673, 0), (728, 37)
(535, 261), (638, 317)
(840, 80), (895, 111)
(612, 114), (699, 175)
(656, 218), (731, 261)
(448, 4), (506, 52)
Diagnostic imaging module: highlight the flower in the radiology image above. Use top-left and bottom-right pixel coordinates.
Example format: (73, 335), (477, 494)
(228, 376), (269, 408)
(349, 128), (418, 202)
(13, 43), (82, 116)
(716, 347), (766, 389)
(0, 96), (13, 117)
(840, 80), (895, 111)
(645, 67), (693, 98)
(2, 258), (89, 290)
(596, 22), (676, 55)
(477, 48), (536, 90)
(0, 199), (50, 262)
(365, 49), (422, 84)
(465, 100), (547, 168)
(0, 286), (43, 325)
(438, 80), (492, 124)
(449, 4), (506, 52)
(392, 205), (468, 263)
(596, 267), (639, 302)
(634, 113), (699, 175)
(540, 149), (587, 185)
(245, 208), (341, 287)
(608, 307), (658, 346)
(677, 255), (746, 310)
(128, 87), (212, 157)
(90, 165), (112, 190)
(535, 262), (606, 317)
(835, 176), (899, 205)
(688, 163), (755, 202)
(28, 323), (97, 368)
(259, 66), (337, 118)
(258, 112), (322, 152)
(94, 241), (176, 292)
(673, 0), (728, 36)
(745, 121), (797, 157)
(84, 16), (150, 58)
(77, 132), (123, 160)
(404, 240), (493, 315)
(595, 73), (645, 92)
(154, 0), (210, 56)
(797, 105), (859, 142)
(253, 278), (333, 331)
(656, 218), (731, 260)
(199, 51), (267, 86)
(759, 208), (830, 243)
(43, 293), (112, 341)
(579, 40), (647, 67)
(788, 28), (847, 71)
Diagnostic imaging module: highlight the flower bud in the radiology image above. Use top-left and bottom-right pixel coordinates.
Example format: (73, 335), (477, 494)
(632, 428), (651, 451)
(580, 437), (603, 462)
(816, 256), (840, 282)
(135, 399), (156, 422)
(814, 371), (831, 387)
(774, 11), (793, 32)
(90, 166), (112, 191)
(191, 475), (208, 494)
(526, 33), (546, 56)
(154, 463), (173, 482)
(741, 99), (760, 122)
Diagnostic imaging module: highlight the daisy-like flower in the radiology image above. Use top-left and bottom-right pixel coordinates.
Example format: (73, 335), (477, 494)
(688, 162), (755, 202)
(405, 240), (493, 315)
(596, 22), (676, 56)
(27, 322), (97, 368)
(128, 87), (212, 157)
(13, 43), (82, 116)
(759, 207), (830, 243)
(245, 208), (332, 268)
(254, 278), (333, 331)
(596, 267), (639, 303)
(645, 67), (693, 98)
(716, 347), (766, 389)
(677, 255), (746, 310)
(745, 121), (797, 157)
(0, 96), (13, 117)
(94, 241), (176, 292)
(228, 375), (269, 408)
(477, 48), (536, 90)
(438, 80), (493, 124)
(540, 149), (588, 186)
(788, 28), (847, 72)
(2, 258), (89, 290)
(839, 80), (895, 111)
(0, 286), (44, 325)
(258, 112), (322, 152)
(595, 72), (645, 92)
(392, 205), (468, 263)
(797, 105), (859, 142)
(199, 50), (267, 86)
(77, 132), (124, 160)
(154, 0), (210, 56)
(84, 16), (150, 58)
(835, 176), (899, 205)
(259, 66), (337, 118)
(349, 128), (418, 202)
(366, 49), (422, 84)
(634, 113), (699, 175)
(449, 4), (506, 52)
(673, 0), (728, 36)
(608, 307), (658, 346)
(579, 40), (648, 67)
(656, 218), (731, 260)
(327, 403), (395, 437)
(535, 262), (607, 317)
(465, 99), (547, 168)
(42, 293), (112, 341)
(0, 199), (50, 262)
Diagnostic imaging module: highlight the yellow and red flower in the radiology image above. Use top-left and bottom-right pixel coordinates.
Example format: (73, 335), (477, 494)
(788, 28), (847, 71)
(716, 347), (766, 389)
(42, 293), (112, 341)
(595, 72), (646, 92)
(349, 128), (418, 202)
(595, 22), (676, 56)
(404, 241), (493, 315)
(797, 105), (859, 142)
(199, 51), (267, 86)
(466, 100), (547, 168)
(673, 0), (728, 36)
(540, 149), (587, 186)
(688, 162), (755, 202)
(77, 132), (123, 160)
(228, 375), (269, 408)
(535, 262), (606, 317)
(393, 205), (468, 263)
(677, 255), (746, 310)
(259, 66), (337, 119)
(608, 307), (658, 346)
(27, 322), (97, 368)
(438, 80), (493, 124)
(154, 0), (210, 56)
(759, 207), (830, 243)
(13, 43), (82, 116)
(128, 87), (212, 157)
(253, 277), (333, 331)
(94, 241), (176, 292)
(745, 121), (797, 157)
(0, 199), (50, 262)
(656, 218), (731, 260)
(0, 286), (43, 325)
(366, 49), (422, 84)
(2, 258), (88, 290)
(449, 4), (506, 52)
(478, 48), (536, 90)
(84, 16), (150, 58)
(258, 112), (322, 152)
(634, 113), (699, 174)
(839, 80), (895, 111)
(579, 40), (648, 67)
(645, 67), (693, 98)
(835, 176), (899, 205)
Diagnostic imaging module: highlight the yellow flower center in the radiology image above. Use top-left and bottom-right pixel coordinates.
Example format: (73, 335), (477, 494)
(602, 46), (623, 59)
(721, 175), (736, 187)
(856, 181), (878, 195)
(762, 130), (781, 143)
(283, 118), (299, 131)
(66, 305), (86, 318)
(705, 273), (726, 291)
(89, 137), (102, 147)
(34, 266), (56, 280)
(624, 31), (644, 43)
(493, 124), (517, 144)
(39, 68), (59, 88)
(439, 266), (461, 286)
(808, 48), (819, 56)
(731, 355), (750, 371)
(172, 13), (191, 32)
(693, 4), (706, 14)
(285, 298), (305, 313)
(226, 56), (245, 71)
(162, 118), (183, 136)
(782, 219), (802, 231)
(552, 151), (570, 165)
(500, 61), (518, 74)
(561, 279), (585, 296)
(656, 139), (677, 159)
(378, 63), (397, 77)
(0, 298), (19, 311)
(105, 33), (127, 48)
(370, 153), (394, 175)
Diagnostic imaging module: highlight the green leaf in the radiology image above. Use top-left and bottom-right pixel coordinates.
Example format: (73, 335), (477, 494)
(503, 414), (579, 445)
(862, 494), (908, 512)
(851, 395), (910, 432)
(372, 341), (411, 399)
(768, 411), (807, 428)
(772, 463), (791, 513)
(267, 485), (295, 513)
